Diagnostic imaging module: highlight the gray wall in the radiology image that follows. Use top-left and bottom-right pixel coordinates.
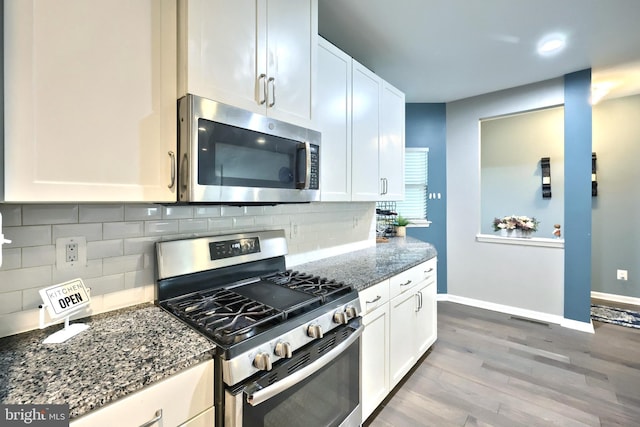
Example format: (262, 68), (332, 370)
(592, 94), (640, 298)
(481, 107), (564, 236)
(447, 78), (566, 316)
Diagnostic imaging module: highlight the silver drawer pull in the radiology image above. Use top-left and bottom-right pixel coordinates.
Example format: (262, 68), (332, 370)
(424, 268), (434, 273)
(400, 279), (412, 287)
(139, 409), (162, 427)
(366, 295), (382, 304)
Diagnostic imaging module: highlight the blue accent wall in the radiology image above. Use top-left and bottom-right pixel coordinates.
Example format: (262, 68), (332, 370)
(405, 103), (447, 293)
(564, 69), (593, 322)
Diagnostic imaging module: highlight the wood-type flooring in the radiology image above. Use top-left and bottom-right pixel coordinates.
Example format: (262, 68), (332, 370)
(365, 301), (640, 427)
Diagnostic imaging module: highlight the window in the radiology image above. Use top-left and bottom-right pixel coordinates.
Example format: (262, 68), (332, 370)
(396, 148), (429, 224)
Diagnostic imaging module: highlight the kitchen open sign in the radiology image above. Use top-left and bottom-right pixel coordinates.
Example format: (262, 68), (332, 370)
(39, 278), (91, 319)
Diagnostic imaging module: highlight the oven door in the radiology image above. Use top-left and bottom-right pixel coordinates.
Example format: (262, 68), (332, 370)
(224, 323), (362, 427)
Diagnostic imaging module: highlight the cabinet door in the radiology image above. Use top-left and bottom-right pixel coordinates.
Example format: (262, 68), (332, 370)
(265, 0), (317, 128)
(361, 303), (390, 423)
(389, 290), (419, 388)
(4, 0), (177, 202)
(379, 81), (405, 201)
(415, 279), (437, 356)
(351, 61), (382, 201)
(317, 38), (352, 201)
(178, 0), (263, 114)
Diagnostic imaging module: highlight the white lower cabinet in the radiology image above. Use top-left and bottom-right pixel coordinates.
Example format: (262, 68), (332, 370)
(359, 280), (390, 422)
(70, 360), (214, 427)
(360, 259), (438, 423)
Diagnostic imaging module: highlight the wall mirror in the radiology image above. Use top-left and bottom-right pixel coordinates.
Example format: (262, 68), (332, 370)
(480, 106), (565, 238)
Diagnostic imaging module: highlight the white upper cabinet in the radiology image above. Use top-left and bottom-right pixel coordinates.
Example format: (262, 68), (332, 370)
(3, 0), (177, 202)
(351, 61), (382, 201)
(379, 81), (405, 201)
(316, 37), (352, 201)
(178, 0), (317, 129)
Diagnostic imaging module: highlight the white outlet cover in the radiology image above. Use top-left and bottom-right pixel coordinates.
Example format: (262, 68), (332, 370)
(56, 236), (87, 270)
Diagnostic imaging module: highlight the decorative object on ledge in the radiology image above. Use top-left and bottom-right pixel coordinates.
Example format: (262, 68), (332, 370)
(394, 215), (411, 237)
(553, 224), (562, 239)
(592, 152), (598, 197)
(541, 157), (551, 198)
(492, 215), (539, 238)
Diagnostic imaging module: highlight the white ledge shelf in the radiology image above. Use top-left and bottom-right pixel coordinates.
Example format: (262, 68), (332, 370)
(476, 234), (564, 248)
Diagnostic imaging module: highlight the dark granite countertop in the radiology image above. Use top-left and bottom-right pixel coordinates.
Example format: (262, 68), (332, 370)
(295, 237), (437, 291)
(0, 237), (435, 420)
(0, 303), (215, 419)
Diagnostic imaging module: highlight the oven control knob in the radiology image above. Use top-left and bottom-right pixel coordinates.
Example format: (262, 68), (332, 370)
(253, 352), (273, 371)
(333, 311), (348, 325)
(307, 324), (323, 339)
(345, 305), (357, 319)
(274, 341), (293, 358)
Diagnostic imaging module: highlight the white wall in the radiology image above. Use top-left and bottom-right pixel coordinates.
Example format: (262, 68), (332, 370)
(446, 78), (566, 316)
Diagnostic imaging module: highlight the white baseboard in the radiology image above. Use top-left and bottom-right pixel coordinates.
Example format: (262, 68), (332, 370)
(591, 291), (640, 306)
(437, 293), (594, 334)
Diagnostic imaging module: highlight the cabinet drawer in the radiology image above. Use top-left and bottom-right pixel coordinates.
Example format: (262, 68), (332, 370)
(70, 360), (214, 427)
(420, 258), (437, 285)
(389, 266), (421, 299)
(359, 279), (390, 316)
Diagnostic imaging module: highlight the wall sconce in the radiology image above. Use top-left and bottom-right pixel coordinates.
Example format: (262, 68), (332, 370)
(592, 152), (598, 197)
(541, 157), (551, 198)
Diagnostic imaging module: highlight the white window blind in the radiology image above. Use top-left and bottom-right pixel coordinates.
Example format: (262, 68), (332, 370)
(396, 148), (428, 220)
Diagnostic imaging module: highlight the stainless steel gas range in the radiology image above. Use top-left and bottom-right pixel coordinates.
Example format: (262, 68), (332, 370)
(155, 230), (362, 427)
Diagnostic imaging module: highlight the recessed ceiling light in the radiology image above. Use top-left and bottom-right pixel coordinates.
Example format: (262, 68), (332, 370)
(537, 33), (567, 56)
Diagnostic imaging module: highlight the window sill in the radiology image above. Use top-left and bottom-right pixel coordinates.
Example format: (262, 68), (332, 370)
(476, 234), (564, 248)
(407, 220), (431, 228)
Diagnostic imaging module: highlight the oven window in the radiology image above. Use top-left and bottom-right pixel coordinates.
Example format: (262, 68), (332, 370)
(197, 118), (300, 189)
(242, 336), (360, 427)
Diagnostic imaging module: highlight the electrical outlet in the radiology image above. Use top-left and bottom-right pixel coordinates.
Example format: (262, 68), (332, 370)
(56, 236), (87, 269)
(66, 243), (78, 262)
(617, 269), (628, 281)
(290, 222), (299, 238)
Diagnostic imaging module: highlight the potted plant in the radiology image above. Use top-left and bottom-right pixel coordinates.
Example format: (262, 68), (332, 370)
(395, 215), (411, 237)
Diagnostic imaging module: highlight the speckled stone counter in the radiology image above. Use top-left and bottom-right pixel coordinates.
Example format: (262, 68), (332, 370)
(295, 237), (437, 291)
(0, 303), (215, 419)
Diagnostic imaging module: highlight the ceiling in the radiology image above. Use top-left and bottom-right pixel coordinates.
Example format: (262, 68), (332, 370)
(318, 0), (640, 103)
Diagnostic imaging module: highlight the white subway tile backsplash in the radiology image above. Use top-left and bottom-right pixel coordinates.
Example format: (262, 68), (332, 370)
(0, 248), (22, 271)
(103, 254), (144, 276)
(80, 204), (124, 223)
(52, 259), (103, 284)
(145, 220), (179, 236)
(194, 206), (221, 218)
(4, 226), (51, 248)
(23, 205), (78, 225)
(84, 274), (126, 296)
(0, 201), (376, 337)
(103, 222), (144, 239)
(124, 237), (160, 256)
(87, 240), (124, 260)
(0, 205), (22, 226)
(179, 218), (208, 234)
(52, 223), (103, 241)
(124, 204), (162, 221)
(163, 206), (194, 219)
(0, 291), (22, 314)
(124, 268), (155, 288)
(22, 245), (56, 268)
(0, 265), (52, 292)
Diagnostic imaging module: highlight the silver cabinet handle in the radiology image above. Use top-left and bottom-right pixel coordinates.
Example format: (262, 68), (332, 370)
(139, 409), (162, 427)
(258, 73), (267, 105)
(415, 293), (420, 312)
(246, 326), (362, 406)
(384, 178), (388, 194)
(419, 291), (423, 310)
(267, 77), (276, 107)
(425, 268), (434, 273)
(168, 151), (176, 189)
(400, 279), (412, 287)
(366, 295), (382, 304)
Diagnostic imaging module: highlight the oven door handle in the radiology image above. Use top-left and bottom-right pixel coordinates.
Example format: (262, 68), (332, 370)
(245, 326), (362, 406)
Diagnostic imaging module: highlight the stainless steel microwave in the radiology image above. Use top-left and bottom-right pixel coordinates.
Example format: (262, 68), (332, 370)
(177, 94), (320, 204)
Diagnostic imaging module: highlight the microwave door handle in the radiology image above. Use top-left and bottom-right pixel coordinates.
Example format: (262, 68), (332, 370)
(297, 141), (311, 190)
(245, 326), (362, 406)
